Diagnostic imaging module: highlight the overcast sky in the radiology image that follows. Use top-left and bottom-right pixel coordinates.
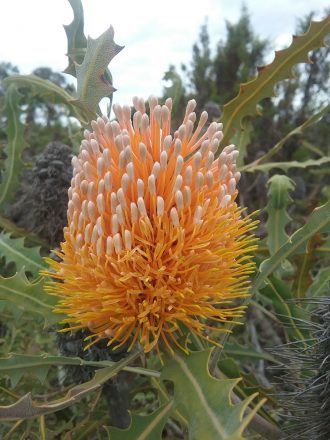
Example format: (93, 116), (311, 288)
(0, 0), (328, 105)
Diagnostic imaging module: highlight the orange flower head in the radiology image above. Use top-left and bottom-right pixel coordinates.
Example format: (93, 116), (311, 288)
(45, 96), (257, 354)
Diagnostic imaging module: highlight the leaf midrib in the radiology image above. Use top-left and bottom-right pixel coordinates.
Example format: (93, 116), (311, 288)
(173, 353), (226, 437)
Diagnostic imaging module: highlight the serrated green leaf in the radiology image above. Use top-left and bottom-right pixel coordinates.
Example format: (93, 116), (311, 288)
(244, 156), (330, 173)
(4, 75), (94, 124)
(0, 351), (139, 421)
(161, 349), (265, 440)
(0, 270), (60, 326)
(0, 353), (159, 388)
(74, 26), (123, 114)
(266, 175), (295, 255)
(63, 0), (87, 76)
(252, 198), (330, 294)
(0, 232), (45, 277)
(0, 85), (26, 211)
(105, 401), (174, 440)
(217, 357), (275, 422)
(220, 16), (330, 147)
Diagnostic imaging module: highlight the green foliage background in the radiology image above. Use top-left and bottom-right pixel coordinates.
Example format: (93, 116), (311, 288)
(0, 2), (329, 439)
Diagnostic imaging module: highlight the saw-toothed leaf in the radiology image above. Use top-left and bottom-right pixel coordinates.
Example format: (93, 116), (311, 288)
(245, 156), (330, 173)
(74, 26), (123, 114)
(217, 356), (275, 423)
(0, 232), (45, 278)
(0, 85), (26, 212)
(161, 349), (265, 440)
(0, 270), (60, 326)
(0, 353), (157, 388)
(220, 16), (330, 147)
(0, 351), (139, 421)
(105, 401), (174, 440)
(266, 175), (295, 255)
(63, 0), (87, 76)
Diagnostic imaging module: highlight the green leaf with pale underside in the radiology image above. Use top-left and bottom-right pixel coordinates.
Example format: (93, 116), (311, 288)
(161, 349), (265, 440)
(63, 0), (87, 76)
(74, 26), (123, 114)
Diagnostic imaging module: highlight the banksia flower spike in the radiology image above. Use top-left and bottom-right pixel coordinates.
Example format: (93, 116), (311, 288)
(45, 96), (257, 354)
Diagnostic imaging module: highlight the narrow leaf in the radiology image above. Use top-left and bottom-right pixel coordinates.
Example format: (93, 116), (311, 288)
(224, 342), (279, 364)
(0, 353), (158, 387)
(0, 85), (26, 211)
(292, 233), (324, 298)
(244, 103), (330, 168)
(0, 351), (139, 421)
(4, 75), (94, 124)
(306, 266), (330, 299)
(259, 276), (308, 341)
(244, 156), (330, 173)
(252, 198), (330, 293)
